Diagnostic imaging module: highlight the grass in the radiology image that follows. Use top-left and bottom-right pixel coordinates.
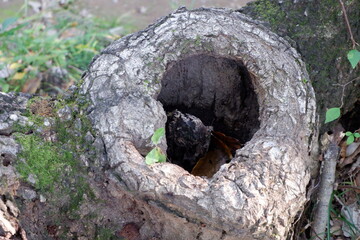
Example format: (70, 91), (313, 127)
(0, 2), (136, 94)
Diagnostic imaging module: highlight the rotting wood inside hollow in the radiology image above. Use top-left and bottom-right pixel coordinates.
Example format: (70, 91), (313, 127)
(157, 54), (260, 174)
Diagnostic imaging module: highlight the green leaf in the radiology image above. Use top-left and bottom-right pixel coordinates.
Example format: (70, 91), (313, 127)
(347, 49), (360, 69)
(1, 17), (18, 31)
(145, 147), (166, 165)
(325, 108), (341, 123)
(145, 148), (157, 165)
(345, 131), (353, 136)
(157, 151), (166, 163)
(354, 133), (360, 138)
(346, 135), (355, 145)
(151, 127), (165, 145)
(0, 23), (27, 37)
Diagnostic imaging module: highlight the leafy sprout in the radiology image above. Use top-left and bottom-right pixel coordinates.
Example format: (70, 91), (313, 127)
(145, 127), (166, 165)
(151, 127), (165, 145)
(345, 131), (360, 145)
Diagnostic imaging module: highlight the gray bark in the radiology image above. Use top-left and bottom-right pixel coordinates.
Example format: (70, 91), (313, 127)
(0, 92), (27, 239)
(80, 7), (318, 239)
(311, 142), (339, 239)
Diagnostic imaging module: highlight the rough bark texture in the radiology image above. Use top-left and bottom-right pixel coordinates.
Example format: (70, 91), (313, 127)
(80, 7), (318, 239)
(2, 1), (359, 238)
(0, 93), (28, 239)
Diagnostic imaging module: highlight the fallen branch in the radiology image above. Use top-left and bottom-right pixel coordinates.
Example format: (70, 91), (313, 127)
(311, 142), (340, 239)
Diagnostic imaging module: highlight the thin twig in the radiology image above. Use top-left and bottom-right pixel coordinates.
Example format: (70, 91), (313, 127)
(332, 77), (360, 108)
(333, 194), (346, 208)
(338, 185), (360, 191)
(338, 0), (359, 49)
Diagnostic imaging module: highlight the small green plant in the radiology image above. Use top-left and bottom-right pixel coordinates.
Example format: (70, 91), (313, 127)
(324, 47), (359, 124)
(324, 52), (360, 144)
(302, 78), (309, 84)
(344, 131), (360, 145)
(145, 127), (166, 165)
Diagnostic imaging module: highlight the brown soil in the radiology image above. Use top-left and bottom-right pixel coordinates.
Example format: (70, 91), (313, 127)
(76, 0), (254, 28)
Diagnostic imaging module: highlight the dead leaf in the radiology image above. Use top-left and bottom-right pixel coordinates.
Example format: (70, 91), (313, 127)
(346, 142), (360, 157)
(330, 218), (343, 236)
(70, 22), (78, 27)
(343, 189), (357, 206)
(340, 146), (360, 168)
(191, 131), (241, 178)
(29, 99), (54, 117)
(340, 140), (348, 159)
(21, 77), (41, 94)
(341, 203), (360, 238)
(12, 71), (26, 80)
(60, 27), (84, 39)
(349, 158), (360, 175)
(212, 131), (242, 154)
(9, 63), (21, 70)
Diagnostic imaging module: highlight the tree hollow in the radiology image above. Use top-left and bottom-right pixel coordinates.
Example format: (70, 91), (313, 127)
(158, 54), (259, 172)
(81, 7), (318, 240)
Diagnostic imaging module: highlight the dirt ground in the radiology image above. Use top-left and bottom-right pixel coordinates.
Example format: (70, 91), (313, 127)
(76, 0), (254, 28)
(0, 0), (254, 28)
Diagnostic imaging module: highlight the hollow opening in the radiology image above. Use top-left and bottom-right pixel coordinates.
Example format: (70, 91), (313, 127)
(1, 153), (11, 167)
(340, 100), (360, 132)
(157, 54), (260, 176)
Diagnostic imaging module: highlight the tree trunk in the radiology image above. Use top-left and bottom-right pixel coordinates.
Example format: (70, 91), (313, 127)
(0, 5), (323, 240)
(80, 7), (318, 239)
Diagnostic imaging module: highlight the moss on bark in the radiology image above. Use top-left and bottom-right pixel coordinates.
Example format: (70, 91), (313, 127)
(240, 0), (360, 132)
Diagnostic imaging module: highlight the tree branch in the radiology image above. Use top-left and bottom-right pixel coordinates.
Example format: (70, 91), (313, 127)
(311, 142), (340, 239)
(338, 0), (359, 49)
(332, 76), (360, 108)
